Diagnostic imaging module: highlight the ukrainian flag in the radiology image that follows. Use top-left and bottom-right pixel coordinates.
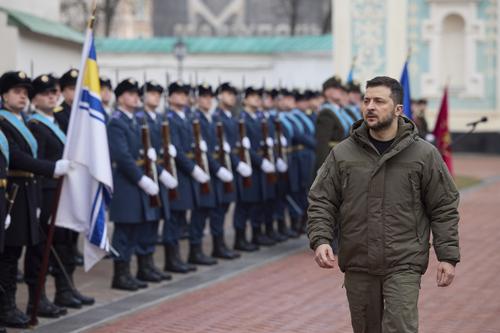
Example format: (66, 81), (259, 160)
(55, 28), (113, 271)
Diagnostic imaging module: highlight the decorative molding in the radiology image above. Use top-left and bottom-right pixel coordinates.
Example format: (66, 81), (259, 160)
(421, 1), (486, 98)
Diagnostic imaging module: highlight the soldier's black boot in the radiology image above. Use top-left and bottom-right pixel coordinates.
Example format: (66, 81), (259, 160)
(67, 271), (95, 306)
(163, 244), (192, 274)
(265, 223), (288, 243)
(234, 229), (259, 252)
(252, 227), (276, 246)
(278, 219), (299, 239)
(26, 285), (66, 318)
(111, 261), (139, 291)
(0, 290), (30, 329)
(188, 244), (218, 266)
(136, 255), (162, 283)
(212, 236), (240, 260)
(147, 254), (171, 281)
(54, 274), (82, 309)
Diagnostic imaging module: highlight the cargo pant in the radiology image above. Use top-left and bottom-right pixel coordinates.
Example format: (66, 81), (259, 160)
(344, 269), (421, 333)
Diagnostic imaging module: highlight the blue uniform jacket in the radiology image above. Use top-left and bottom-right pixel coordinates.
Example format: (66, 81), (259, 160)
(290, 110), (317, 188)
(108, 110), (160, 223)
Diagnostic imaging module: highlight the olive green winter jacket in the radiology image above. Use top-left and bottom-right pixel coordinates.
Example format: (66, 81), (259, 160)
(307, 116), (460, 275)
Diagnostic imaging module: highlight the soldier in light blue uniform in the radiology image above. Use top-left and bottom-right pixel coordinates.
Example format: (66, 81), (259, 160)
(135, 80), (176, 282)
(212, 82), (250, 258)
(108, 78), (161, 291)
(290, 89), (317, 234)
(164, 82), (209, 273)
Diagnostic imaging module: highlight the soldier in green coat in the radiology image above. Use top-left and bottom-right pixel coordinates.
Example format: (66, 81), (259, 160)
(307, 76), (460, 333)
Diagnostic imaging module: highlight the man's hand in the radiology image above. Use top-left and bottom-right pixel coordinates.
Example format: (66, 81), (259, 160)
(314, 244), (336, 269)
(436, 261), (455, 287)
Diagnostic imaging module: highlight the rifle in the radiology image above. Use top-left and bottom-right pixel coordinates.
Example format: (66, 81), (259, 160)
(6, 183), (19, 216)
(274, 118), (288, 181)
(261, 118), (277, 184)
(141, 120), (162, 207)
(237, 119), (252, 188)
(192, 119), (210, 194)
(161, 120), (178, 200)
(216, 122), (234, 193)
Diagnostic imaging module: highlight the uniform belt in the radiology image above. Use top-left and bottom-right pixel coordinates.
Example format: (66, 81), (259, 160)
(328, 141), (340, 148)
(136, 159), (145, 167)
(8, 170), (34, 178)
(291, 145), (304, 152)
(0, 179), (6, 188)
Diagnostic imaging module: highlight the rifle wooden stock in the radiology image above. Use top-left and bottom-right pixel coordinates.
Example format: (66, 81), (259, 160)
(216, 122), (234, 193)
(274, 119), (288, 181)
(161, 120), (178, 200)
(192, 119), (210, 194)
(141, 124), (162, 207)
(238, 119), (252, 188)
(261, 118), (277, 184)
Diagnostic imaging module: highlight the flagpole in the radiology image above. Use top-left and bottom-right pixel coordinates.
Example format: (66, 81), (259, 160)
(29, 2), (97, 326)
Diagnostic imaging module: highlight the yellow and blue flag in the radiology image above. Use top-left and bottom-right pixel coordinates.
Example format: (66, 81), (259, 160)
(55, 29), (113, 271)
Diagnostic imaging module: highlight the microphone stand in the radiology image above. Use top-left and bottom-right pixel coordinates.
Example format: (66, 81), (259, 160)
(448, 122), (482, 149)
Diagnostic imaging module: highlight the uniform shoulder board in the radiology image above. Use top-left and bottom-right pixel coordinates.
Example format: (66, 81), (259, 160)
(53, 106), (63, 113)
(111, 111), (122, 119)
(28, 118), (39, 124)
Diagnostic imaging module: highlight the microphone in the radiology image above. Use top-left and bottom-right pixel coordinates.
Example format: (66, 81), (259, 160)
(466, 116), (488, 127)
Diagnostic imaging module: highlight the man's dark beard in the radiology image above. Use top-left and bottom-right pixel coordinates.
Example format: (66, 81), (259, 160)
(364, 110), (396, 131)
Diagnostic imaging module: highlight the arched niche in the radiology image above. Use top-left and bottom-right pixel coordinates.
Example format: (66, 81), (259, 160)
(421, 0), (485, 99)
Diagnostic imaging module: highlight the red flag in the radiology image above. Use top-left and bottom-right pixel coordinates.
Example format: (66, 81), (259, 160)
(433, 87), (453, 175)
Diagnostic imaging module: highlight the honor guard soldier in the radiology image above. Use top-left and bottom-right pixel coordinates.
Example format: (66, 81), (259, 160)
(54, 68), (83, 267)
(250, 87), (283, 246)
(289, 89), (317, 234)
(345, 81), (363, 121)
(29, 74), (94, 310)
(0, 71), (71, 329)
(0, 124), (9, 333)
(164, 81), (207, 273)
(107, 78), (160, 291)
(233, 86), (276, 252)
(99, 76), (114, 119)
(190, 83), (239, 263)
(315, 76), (356, 171)
(213, 82), (254, 257)
(135, 80), (176, 282)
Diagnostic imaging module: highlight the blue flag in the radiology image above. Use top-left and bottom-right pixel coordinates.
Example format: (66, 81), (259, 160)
(347, 67), (354, 84)
(400, 61), (412, 119)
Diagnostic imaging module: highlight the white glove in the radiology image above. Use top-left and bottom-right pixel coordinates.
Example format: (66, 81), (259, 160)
(261, 158), (276, 173)
(265, 137), (274, 147)
(223, 141), (231, 153)
(280, 135), (288, 147)
(276, 158), (288, 172)
(216, 167), (234, 182)
(54, 159), (72, 177)
(236, 161), (252, 177)
(159, 170), (178, 189)
(199, 140), (208, 152)
(241, 137), (251, 149)
(4, 214), (11, 230)
(168, 144), (177, 157)
(147, 148), (157, 162)
(138, 175), (160, 196)
(191, 165), (210, 183)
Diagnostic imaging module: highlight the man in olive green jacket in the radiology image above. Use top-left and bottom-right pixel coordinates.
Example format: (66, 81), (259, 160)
(307, 76), (460, 333)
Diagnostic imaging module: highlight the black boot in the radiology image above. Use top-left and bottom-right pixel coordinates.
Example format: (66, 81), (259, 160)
(136, 255), (162, 282)
(266, 222), (288, 242)
(147, 254), (171, 281)
(26, 285), (66, 318)
(164, 244), (192, 274)
(54, 274), (82, 309)
(0, 290), (29, 329)
(234, 229), (259, 252)
(278, 219), (299, 239)
(252, 227), (276, 246)
(212, 236), (240, 259)
(111, 261), (139, 291)
(73, 244), (84, 267)
(71, 288), (95, 306)
(188, 244), (217, 266)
